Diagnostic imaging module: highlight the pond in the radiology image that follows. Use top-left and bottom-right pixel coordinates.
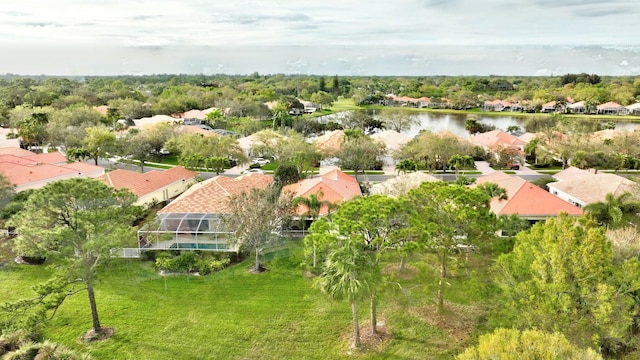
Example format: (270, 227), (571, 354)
(317, 111), (640, 138)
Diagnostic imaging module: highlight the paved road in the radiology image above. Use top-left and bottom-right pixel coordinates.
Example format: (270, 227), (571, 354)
(97, 158), (551, 184)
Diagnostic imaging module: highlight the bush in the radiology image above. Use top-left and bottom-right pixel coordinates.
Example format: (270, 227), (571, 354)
(154, 251), (232, 274)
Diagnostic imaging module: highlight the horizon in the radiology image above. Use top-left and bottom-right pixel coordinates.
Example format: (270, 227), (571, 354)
(1, 1), (639, 77)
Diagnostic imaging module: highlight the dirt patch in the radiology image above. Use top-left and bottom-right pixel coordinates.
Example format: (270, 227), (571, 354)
(248, 265), (268, 274)
(416, 303), (485, 347)
(81, 327), (115, 342)
(344, 320), (392, 355)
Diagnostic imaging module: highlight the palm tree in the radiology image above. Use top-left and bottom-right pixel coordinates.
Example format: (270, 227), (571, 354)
(395, 159), (418, 174)
(448, 154), (475, 178)
(316, 241), (379, 349)
(584, 192), (640, 229)
(477, 182), (508, 201)
(293, 191), (333, 268)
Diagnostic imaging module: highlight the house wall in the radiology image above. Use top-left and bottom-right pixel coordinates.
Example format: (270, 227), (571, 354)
(547, 185), (585, 208)
(16, 172), (104, 192)
(136, 177), (197, 206)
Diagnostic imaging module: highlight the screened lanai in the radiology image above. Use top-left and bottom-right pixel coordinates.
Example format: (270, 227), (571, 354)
(137, 212), (238, 252)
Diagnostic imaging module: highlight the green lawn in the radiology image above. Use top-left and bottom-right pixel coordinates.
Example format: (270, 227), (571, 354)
(0, 245), (498, 360)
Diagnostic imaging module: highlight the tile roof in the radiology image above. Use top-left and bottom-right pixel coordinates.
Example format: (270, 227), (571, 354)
(597, 101), (623, 109)
(158, 173), (274, 214)
(282, 169), (361, 216)
(549, 170), (635, 204)
(22, 152), (68, 164)
(474, 172), (581, 217)
(97, 166), (198, 198)
(0, 147), (35, 156)
(175, 125), (219, 137)
(469, 129), (526, 149)
(0, 158), (104, 191)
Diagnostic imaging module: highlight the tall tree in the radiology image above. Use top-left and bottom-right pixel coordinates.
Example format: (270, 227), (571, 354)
(331, 195), (411, 334)
(406, 182), (494, 310)
(335, 135), (386, 181)
(224, 187), (292, 272)
(316, 239), (379, 349)
(583, 192), (640, 229)
(379, 108), (419, 133)
(7, 178), (138, 338)
(82, 126), (116, 165)
(494, 215), (636, 350)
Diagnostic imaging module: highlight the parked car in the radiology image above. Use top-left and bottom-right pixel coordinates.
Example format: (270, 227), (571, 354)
(241, 168), (265, 175)
(251, 157), (271, 166)
(507, 161), (520, 170)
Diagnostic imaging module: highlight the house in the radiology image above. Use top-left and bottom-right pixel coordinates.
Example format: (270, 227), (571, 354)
(597, 102), (628, 115)
(468, 129), (529, 159)
(547, 167), (636, 208)
(282, 169), (361, 218)
(541, 101), (562, 113)
(474, 172), (582, 222)
(314, 130), (345, 156)
(0, 149), (104, 192)
(97, 166), (198, 206)
(566, 101), (587, 114)
(482, 100), (512, 112)
(135, 173), (274, 254)
(626, 102), (640, 115)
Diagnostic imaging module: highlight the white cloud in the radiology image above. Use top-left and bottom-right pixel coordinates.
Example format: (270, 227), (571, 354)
(0, 0), (639, 75)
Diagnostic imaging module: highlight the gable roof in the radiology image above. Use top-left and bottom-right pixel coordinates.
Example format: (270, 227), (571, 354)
(314, 130), (345, 155)
(282, 169), (361, 216)
(474, 172), (582, 218)
(549, 170), (636, 204)
(22, 152), (68, 165)
(158, 173), (273, 214)
(97, 166), (198, 198)
(597, 101), (623, 109)
(0, 147), (35, 156)
(469, 129), (526, 149)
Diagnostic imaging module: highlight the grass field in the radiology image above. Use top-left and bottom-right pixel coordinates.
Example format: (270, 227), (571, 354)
(0, 244), (499, 360)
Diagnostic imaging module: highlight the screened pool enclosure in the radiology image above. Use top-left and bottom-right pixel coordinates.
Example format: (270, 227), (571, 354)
(137, 212), (238, 252)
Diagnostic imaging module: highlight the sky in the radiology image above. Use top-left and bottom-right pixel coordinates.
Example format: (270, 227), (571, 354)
(1, 0), (640, 76)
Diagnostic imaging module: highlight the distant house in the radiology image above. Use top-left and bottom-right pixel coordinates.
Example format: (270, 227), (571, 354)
(0, 149), (104, 192)
(474, 172), (582, 223)
(566, 101), (587, 114)
(547, 167), (636, 208)
(468, 129), (530, 159)
(135, 173), (274, 254)
(541, 101), (563, 113)
(482, 100), (512, 112)
(283, 169), (361, 218)
(626, 102), (640, 115)
(597, 102), (628, 115)
(386, 95), (431, 108)
(97, 166), (198, 206)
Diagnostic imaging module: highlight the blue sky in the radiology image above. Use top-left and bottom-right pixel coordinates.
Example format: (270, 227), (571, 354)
(1, 0), (639, 76)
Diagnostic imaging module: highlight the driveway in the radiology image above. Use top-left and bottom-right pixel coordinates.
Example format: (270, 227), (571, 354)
(474, 160), (541, 176)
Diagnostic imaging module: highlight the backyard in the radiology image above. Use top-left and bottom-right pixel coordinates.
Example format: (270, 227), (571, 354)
(0, 244), (498, 359)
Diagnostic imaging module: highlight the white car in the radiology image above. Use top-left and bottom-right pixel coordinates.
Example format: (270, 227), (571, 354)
(241, 168), (265, 175)
(251, 157), (271, 166)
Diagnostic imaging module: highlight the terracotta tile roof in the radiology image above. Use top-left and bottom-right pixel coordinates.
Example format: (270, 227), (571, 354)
(469, 129), (526, 149)
(0, 152), (104, 191)
(597, 101), (623, 109)
(474, 172), (581, 218)
(158, 173), (274, 214)
(97, 166), (198, 198)
(500, 182), (582, 217)
(22, 152), (68, 164)
(282, 169), (361, 216)
(0, 147), (35, 156)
